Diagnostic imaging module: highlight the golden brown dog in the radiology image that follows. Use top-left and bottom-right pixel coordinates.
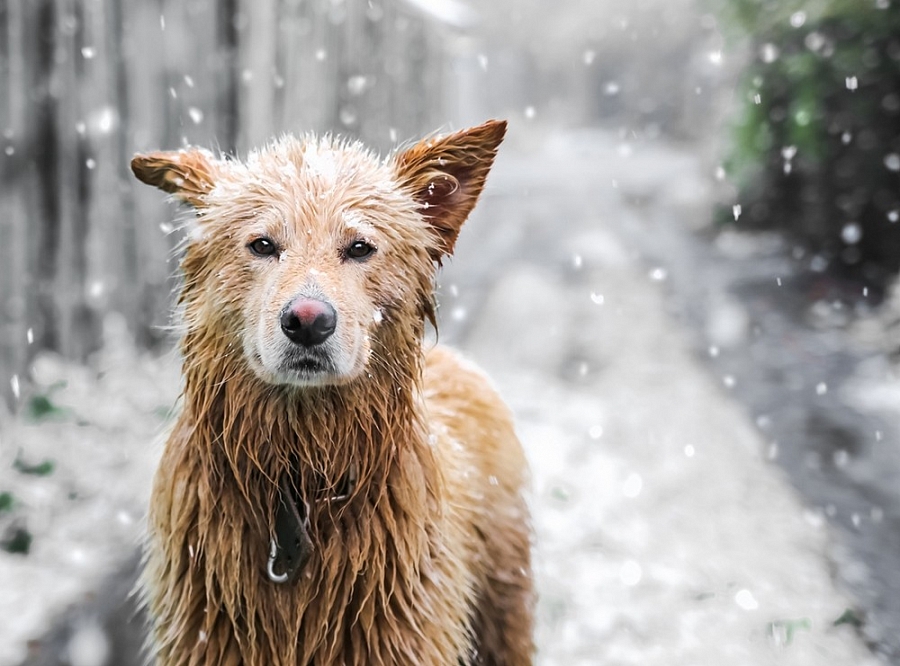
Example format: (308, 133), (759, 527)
(131, 120), (533, 665)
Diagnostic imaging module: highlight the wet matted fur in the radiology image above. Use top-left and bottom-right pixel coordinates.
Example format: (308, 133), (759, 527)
(131, 120), (533, 665)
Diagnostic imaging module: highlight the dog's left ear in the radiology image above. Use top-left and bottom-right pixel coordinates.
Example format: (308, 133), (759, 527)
(394, 119), (506, 261)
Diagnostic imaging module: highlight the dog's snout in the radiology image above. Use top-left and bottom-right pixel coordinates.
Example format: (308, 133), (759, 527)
(280, 298), (337, 347)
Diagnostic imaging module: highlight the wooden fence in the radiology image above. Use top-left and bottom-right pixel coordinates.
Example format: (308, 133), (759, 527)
(0, 0), (450, 397)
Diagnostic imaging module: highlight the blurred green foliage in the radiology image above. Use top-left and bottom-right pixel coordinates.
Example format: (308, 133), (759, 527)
(27, 394), (66, 421)
(834, 607), (865, 628)
(715, 0), (874, 40)
(25, 381), (69, 422)
(717, 0), (900, 283)
(13, 455), (55, 477)
(1, 526), (32, 555)
(767, 617), (812, 646)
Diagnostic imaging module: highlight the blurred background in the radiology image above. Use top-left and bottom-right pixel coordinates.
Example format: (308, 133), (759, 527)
(2, 0), (900, 664)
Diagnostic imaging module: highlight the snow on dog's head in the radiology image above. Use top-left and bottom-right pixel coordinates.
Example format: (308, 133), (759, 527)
(131, 120), (506, 388)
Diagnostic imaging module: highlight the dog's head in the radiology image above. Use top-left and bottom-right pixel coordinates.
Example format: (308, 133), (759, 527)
(132, 120), (505, 388)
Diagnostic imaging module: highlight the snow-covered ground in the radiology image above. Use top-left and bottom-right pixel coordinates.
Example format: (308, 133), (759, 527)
(0, 318), (177, 666)
(0, 129), (887, 664)
(465, 249), (877, 665)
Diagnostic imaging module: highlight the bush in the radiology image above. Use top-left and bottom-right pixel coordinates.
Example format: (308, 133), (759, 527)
(723, 4), (900, 284)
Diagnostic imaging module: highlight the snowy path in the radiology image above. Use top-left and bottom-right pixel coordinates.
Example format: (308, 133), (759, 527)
(460, 240), (876, 665)
(0, 129), (884, 664)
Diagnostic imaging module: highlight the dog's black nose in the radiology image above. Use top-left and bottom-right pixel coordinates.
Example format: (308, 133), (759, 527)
(280, 298), (337, 347)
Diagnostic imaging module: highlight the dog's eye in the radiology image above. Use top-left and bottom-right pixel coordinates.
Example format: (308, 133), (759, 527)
(345, 241), (376, 261)
(248, 238), (278, 257)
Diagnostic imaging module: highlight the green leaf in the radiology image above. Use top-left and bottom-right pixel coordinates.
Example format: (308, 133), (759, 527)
(834, 608), (864, 628)
(0, 492), (13, 512)
(1, 527), (32, 555)
(24, 380), (70, 422)
(27, 393), (68, 421)
(13, 456), (55, 476)
(768, 617), (811, 646)
(28, 395), (57, 418)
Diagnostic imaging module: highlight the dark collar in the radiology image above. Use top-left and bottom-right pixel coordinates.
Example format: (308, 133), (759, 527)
(266, 464), (358, 584)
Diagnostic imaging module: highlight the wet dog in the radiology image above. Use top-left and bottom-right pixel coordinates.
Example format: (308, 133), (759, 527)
(131, 120), (533, 665)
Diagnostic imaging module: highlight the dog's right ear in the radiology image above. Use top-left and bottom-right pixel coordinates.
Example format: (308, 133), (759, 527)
(131, 149), (217, 207)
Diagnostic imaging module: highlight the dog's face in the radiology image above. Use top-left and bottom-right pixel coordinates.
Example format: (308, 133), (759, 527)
(132, 121), (506, 387)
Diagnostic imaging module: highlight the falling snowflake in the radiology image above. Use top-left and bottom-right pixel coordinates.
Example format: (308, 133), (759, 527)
(735, 589), (759, 610)
(759, 43), (779, 63)
(347, 75), (369, 96)
(841, 223), (862, 244)
(94, 106), (118, 135)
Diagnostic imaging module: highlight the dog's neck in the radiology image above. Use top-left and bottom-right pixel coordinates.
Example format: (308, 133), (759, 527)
(178, 319), (430, 507)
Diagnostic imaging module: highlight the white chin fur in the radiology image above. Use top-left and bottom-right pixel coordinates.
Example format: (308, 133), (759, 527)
(244, 332), (368, 388)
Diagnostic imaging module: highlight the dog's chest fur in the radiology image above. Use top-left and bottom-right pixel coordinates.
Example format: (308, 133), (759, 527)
(145, 350), (481, 665)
